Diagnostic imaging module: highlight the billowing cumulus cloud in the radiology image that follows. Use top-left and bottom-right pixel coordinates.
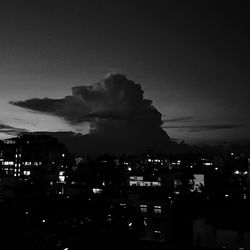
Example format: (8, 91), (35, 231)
(10, 74), (181, 155)
(11, 74), (161, 126)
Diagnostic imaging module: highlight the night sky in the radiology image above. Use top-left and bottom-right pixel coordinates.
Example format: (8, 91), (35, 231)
(0, 1), (249, 152)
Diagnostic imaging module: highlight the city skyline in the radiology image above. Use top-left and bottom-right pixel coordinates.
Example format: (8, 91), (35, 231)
(0, 1), (249, 150)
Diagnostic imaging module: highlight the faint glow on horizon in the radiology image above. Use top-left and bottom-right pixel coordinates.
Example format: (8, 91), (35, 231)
(92, 188), (103, 194)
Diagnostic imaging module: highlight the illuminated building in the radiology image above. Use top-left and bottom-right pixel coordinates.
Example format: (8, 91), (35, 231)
(0, 134), (71, 184)
(129, 176), (161, 187)
(104, 183), (174, 243)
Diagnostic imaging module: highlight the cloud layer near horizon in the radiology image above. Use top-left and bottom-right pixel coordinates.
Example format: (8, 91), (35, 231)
(163, 124), (242, 132)
(0, 123), (28, 136)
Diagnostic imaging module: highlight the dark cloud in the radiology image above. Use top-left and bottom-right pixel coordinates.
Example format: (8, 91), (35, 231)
(10, 97), (91, 124)
(0, 123), (28, 136)
(11, 74), (181, 155)
(163, 124), (242, 132)
(162, 116), (195, 123)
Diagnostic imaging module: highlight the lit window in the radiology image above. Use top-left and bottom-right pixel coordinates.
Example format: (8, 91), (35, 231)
(130, 176), (143, 181)
(154, 230), (161, 234)
(120, 203), (126, 208)
(107, 214), (111, 222)
(204, 162), (213, 166)
(92, 188), (103, 194)
(152, 181), (161, 187)
(129, 181), (137, 186)
(140, 205), (147, 213)
(3, 161), (14, 166)
(154, 205), (162, 214)
(221, 245), (228, 250)
(23, 171), (31, 176)
(59, 171), (65, 176)
(59, 176), (65, 183)
(154, 230), (162, 238)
